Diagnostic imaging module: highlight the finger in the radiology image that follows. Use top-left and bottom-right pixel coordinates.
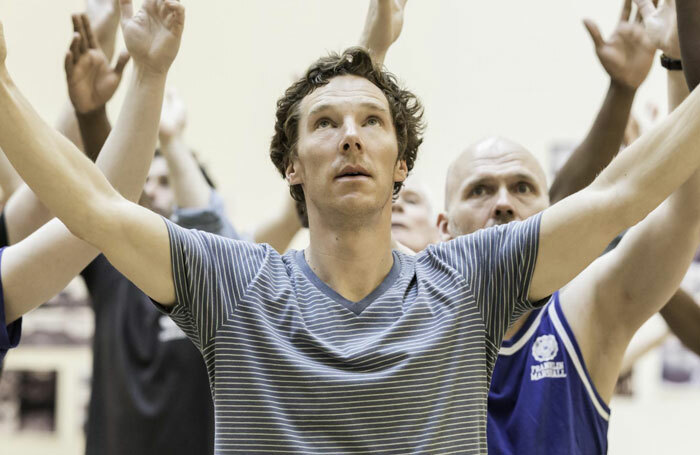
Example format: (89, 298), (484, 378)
(71, 14), (81, 34)
(633, 0), (657, 22)
(70, 32), (82, 63)
(77, 16), (88, 54)
(113, 51), (130, 75)
(620, 0), (632, 22)
(583, 19), (605, 49)
(64, 51), (74, 79)
(119, 0), (134, 21)
(81, 14), (98, 50)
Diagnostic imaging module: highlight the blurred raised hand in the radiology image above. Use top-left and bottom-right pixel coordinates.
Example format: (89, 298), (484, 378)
(584, 0), (656, 90)
(65, 14), (130, 114)
(86, 0), (120, 59)
(359, 0), (408, 65)
(119, 0), (184, 75)
(634, 0), (681, 58)
(159, 87), (187, 145)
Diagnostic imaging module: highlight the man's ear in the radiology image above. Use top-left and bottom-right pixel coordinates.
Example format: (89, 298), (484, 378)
(394, 159), (408, 183)
(286, 159), (302, 185)
(436, 212), (454, 242)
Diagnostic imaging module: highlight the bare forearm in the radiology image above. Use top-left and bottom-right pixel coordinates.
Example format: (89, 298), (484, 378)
(0, 68), (119, 242)
(549, 81), (635, 203)
(3, 221), (98, 323)
(676, 0), (700, 91)
(95, 69), (166, 202)
(660, 288), (700, 356)
(593, 82), (700, 229)
(4, 185), (51, 244)
(55, 106), (85, 151)
(532, 85), (700, 300)
(76, 106), (111, 162)
(160, 136), (211, 209)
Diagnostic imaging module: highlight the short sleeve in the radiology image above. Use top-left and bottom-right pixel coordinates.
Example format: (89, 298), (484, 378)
(0, 247), (22, 364)
(171, 190), (242, 240)
(157, 219), (269, 350)
(427, 213), (544, 344)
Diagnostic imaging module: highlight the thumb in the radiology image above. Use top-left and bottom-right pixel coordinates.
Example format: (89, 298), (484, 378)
(583, 19), (605, 49)
(113, 51), (130, 75)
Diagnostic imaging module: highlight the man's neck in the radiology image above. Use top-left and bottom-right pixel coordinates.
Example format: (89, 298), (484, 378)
(305, 206), (395, 303)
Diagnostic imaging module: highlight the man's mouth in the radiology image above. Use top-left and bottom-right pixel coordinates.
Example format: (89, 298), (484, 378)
(335, 165), (371, 180)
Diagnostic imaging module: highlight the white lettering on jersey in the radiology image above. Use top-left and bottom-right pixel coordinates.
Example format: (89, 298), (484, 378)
(530, 334), (566, 381)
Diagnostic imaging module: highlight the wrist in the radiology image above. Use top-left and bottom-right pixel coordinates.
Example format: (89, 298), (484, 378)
(76, 104), (108, 119)
(609, 79), (637, 98)
(132, 64), (169, 85)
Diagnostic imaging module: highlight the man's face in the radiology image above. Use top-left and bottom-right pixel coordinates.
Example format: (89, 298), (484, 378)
(391, 180), (438, 252)
(287, 75), (407, 225)
(140, 155), (174, 218)
(439, 138), (549, 239)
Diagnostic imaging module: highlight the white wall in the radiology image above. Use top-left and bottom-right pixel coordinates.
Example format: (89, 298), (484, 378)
(0, 1), (695, 453)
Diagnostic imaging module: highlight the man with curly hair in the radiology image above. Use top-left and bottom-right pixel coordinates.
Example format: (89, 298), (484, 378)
(6, 11), (700, 450)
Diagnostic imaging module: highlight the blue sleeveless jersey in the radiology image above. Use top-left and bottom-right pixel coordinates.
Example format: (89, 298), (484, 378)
(488, 291), (610, 454)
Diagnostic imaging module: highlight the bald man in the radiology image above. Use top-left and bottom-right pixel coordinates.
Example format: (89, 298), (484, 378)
(439, 130), (696, 451)
(391, 177), (440, 252)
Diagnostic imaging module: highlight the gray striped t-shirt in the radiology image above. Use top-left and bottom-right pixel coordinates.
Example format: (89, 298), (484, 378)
(160, 213), (543, 454)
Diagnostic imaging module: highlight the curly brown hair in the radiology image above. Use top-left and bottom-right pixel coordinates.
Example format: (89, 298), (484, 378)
(270, 47), (425, 227)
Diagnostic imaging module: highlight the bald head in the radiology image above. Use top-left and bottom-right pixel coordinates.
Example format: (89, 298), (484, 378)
(438, 136), (550, 239)
(445, 137), (547, 210)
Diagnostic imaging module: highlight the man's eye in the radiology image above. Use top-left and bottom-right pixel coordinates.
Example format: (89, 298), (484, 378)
(366, 116), (381, 126)
(469, 185), (486, 197)
(316, 119), (332, 129)
(515, 182), (533, 194)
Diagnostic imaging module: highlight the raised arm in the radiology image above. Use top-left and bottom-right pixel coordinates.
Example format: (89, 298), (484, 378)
(2, 14), (128, 245)
(549, 0), (654, 203)
(158, 88), (211, 209)
(528, 56), (700, 301)
(0, 0), (184, 320)
(358, 0), (407, 66)
(671, 0), (699, 89)
(660, 289), (700, 357)
(55, 0), (121, 150)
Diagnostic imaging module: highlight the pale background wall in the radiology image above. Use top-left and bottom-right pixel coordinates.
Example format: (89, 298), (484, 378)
(0, 0), (698, 453)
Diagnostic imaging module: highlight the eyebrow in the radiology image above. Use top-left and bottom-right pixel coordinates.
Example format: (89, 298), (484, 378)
(307, 101), (390, 119)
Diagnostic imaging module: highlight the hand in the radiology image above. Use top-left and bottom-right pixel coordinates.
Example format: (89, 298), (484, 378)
(584, 0), (656, 90)
(159, 87), (187, 144)
(634, 0), (681, 59)
(65, 14), (130, 114)
(119, 0), (185, 75)
(86, 0), (121, 60)
(359, 0), (408, 64)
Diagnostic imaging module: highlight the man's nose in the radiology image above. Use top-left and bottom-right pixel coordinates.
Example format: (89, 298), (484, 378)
(340, 121), (362, 153)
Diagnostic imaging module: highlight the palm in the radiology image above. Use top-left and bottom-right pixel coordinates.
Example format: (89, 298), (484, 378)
(69, 50), (120, 113)
(597, 24), (655, 89)
(643, 7), (680, 58)
(121, 0), (184, 74)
